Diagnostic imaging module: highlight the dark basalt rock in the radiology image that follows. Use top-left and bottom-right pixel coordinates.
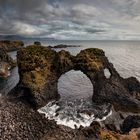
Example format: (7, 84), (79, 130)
(34, 41), (41, 46)
(48, 44), (80, 49)
(0, 40), (24, 52)
(124, 77), (140, 100)
(53, 44), (80, 48)
(121, 115), (140, 133)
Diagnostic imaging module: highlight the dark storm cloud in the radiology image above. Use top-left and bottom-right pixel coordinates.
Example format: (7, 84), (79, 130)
(0, 0), (140, 39)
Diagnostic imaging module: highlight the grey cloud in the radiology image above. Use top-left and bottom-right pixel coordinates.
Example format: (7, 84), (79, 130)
(0, 0), (140, 39)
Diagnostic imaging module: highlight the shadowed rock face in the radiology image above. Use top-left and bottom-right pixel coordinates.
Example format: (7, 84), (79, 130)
(121, 115), (140, 133)
(9, 45), (140, 113)
(1, 45), (140, 139)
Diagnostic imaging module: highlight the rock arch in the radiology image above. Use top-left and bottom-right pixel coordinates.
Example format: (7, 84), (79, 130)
(57, 69), (94, 101)
(9, 45), (140, 113)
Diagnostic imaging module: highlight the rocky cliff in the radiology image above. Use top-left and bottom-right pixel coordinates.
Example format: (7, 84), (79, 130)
(0, 44), (140, 139)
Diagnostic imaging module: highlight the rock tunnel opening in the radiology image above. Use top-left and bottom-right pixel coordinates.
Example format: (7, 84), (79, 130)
(57, 70), (94, 102)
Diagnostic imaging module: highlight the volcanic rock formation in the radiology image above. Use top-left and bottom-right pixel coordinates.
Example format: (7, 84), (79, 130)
(0, 44), (140, 139)
(9, 45), (140, 112)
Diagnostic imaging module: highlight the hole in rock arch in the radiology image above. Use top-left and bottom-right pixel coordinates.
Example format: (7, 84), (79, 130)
(58, 70), (93, 101)
(38, 70), (112, 129)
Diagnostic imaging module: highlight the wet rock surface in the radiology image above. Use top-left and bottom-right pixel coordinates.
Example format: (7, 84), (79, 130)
(0, 44), (140, 139)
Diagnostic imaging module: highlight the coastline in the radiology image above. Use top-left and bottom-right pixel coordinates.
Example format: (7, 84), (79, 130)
(0, 41), (139, 140)
(0, 43), (139, 139)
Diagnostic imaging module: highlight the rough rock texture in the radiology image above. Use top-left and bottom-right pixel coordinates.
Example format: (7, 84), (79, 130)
(0, 95), (139, 140)
(10, 45), (140, 113)
(1, 45), (139, 139)
(0, 48), (16, 78)
(0, 40), (24, 52)
(0, 96), (58, 140)
(10, 45), (61, 107)
(99, 128), (140, 140)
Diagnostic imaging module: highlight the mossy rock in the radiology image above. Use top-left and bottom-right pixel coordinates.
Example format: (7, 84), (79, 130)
(75, 48), (105, 72)
(13, 45), (140, 112)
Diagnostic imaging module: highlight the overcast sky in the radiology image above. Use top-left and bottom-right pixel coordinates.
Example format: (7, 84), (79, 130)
(0, 0), (140, 40)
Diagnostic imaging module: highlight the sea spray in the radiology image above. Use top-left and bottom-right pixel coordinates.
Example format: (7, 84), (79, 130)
(38, 100), (112, 129)
(38, 70), (112, 129)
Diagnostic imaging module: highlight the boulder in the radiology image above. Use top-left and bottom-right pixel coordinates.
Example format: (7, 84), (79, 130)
(121, 115), (140, 133)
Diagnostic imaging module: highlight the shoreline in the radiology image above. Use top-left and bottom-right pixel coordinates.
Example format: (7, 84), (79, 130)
(0, 42), (140, 139)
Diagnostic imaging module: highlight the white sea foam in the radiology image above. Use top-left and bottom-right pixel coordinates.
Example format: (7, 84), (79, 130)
(38, 101), (112, 129)
(38, 70), (112, 129)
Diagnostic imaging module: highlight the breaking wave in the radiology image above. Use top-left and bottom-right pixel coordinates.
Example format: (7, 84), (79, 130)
(38, 70), (112, 129)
